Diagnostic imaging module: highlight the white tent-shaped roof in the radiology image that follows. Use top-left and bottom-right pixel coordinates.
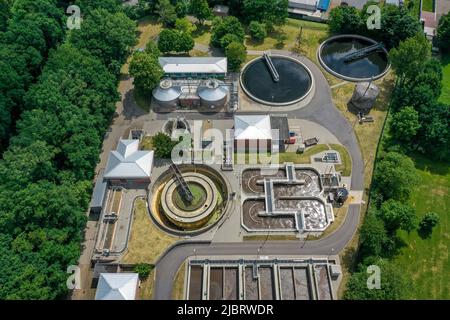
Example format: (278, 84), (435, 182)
(234, 115), (273, 140)
(95, 273), (139, 300)
(104, 139), (154, 180)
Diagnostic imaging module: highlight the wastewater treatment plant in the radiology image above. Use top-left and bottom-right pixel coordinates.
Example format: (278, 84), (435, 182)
(3, 0), (448, 307)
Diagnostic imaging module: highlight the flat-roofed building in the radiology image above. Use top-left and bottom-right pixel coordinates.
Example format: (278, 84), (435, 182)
(289, 0), (318, 12)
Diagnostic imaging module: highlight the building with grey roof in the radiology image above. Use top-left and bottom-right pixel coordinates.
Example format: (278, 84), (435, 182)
(95, 273), (139, 300)
(90, 169), (107, 215)
(158, 57), (228, 78)
(104, 139), (154, 184)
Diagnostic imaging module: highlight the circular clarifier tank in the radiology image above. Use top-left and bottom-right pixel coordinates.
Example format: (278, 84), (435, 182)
(318, 34), (390, 81)
(240, 55), (313, 106)
(150, 164), (229, 235)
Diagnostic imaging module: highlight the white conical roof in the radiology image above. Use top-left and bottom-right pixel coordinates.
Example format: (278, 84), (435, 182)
(197, 79), (228, 102)
(152, 79), (181, 102)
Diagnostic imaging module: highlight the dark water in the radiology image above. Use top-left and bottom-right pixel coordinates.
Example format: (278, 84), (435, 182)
(320, 37), (389, 79)
(241, 57), (312, 104)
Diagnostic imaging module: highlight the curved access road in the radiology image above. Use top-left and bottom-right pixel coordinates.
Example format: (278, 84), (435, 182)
(153, 52), (365, 299)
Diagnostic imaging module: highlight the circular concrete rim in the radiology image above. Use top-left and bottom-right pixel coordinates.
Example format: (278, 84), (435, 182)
(148, 164), (231, 236)
(161, 173), (218, 226)
(240, 54), (315, 106)
(317, 34), (391, 82)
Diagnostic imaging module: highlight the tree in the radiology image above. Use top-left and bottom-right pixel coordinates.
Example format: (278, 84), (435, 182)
(220, 33), (241, 48)
(436, 13), (450, 52)
(391, 106), (420, 144)
(175, 17), (197, 35)
(129, 52), (164, 94)
(190, 0), (212, 25)
(145, 40), (161, 58)
(69, 9), (137, 72)
(152, 132), (178, 159)
(379, 199), (417, 233)
(416, 102), (450, 160)
(226, 41), (246, 71)
(344, 259), (411, 300)
(328, 5), (363, 34)
(75, 0), (122, 13)
(359, 210), (388, 257)
(389, 33), (431, 86)
(249, 21), (266, 42)
(211, 16), (245, 48)
(378, 5), (422, 49)
(242, 0), (288, 28)
(158, 29), (179, 53)
(158, 29), (194, 53)
(175, 0), (190, 18)
(156, 0), (177, 27)
(0, 0), (13, 32)
(418, 212), (440, 239)
(373, 152), (418, 201)
(178, 31), (195, 52)
(134, 263), (153, 280)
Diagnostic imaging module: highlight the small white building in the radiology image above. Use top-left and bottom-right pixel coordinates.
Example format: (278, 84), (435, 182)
(234, 115), (273, 152)
(95, 273), (139, 300)
(104, 139), (154, 185)
(158, 57), (228, 78)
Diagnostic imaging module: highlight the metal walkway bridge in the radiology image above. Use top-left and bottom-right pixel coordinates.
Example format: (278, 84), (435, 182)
(343, 42), (384, 63)
(170, 163), (193, 202)
(263, 52), (280, 82)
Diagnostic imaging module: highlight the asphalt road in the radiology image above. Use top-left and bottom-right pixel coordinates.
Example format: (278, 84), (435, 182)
(152, 53), (365, 299)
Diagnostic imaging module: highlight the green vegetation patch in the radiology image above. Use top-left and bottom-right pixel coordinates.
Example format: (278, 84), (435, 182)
(330, 144), (352, 176)
(439, 54), (450, 104)
(172, 183), (207, 211)
(392, 155), (449, 299)
(422, 0), (434, 12)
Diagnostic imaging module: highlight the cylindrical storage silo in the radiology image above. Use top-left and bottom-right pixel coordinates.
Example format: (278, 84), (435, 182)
(197, 79), (229, 112)
(152, 79), (181, 112)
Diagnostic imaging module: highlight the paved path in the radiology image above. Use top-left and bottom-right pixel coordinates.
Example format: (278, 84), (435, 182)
(152, 51), (365, 299)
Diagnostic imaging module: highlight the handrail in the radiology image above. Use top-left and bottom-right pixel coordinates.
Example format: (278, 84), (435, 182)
(263, 52), (280, 82)
(343, 42), (384, 63)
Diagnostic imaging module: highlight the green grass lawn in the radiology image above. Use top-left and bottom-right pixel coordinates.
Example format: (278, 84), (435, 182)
(422, 0), (434, 12)
(330, 144), (352, 176)
(392, 155), (449, 299)
(439, 54), (450, 104)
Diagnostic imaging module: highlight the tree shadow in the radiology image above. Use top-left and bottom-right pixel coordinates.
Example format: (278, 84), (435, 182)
(192, 24), (211, 39)
(410, 152), (450, 175)
(418, 226), (433, 239)
(340, 247), (358, 272)
(123, 88), (149, 119)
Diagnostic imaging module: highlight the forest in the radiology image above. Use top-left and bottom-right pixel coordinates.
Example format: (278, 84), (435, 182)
(0, 0), (136, 299)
